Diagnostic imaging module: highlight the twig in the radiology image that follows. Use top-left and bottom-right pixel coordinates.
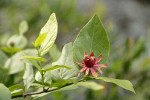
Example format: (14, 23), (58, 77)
(12, 87), (59, 99)
(11, 80), (83, 99)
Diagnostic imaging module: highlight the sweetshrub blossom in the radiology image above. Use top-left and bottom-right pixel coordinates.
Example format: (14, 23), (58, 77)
(78, 52), (107, 77)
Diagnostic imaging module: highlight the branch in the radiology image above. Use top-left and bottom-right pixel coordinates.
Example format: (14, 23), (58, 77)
(25, 88), (58, 97)
(11, 82), (76, 99)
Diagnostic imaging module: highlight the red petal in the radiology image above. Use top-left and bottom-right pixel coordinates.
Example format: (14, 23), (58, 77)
(90, 68), (98, 77)
(93, 64), (100, 68)
(77, 62), (85, 67)
(89, 52), (94, 57)
(95, 54), (102, 63)
(99, 64), (107, 68)
(85, 68), (89, 76)
(84, 52), (88, 57)
(93, 65), (103, 74)
(98, 69), (103, 74)
(80, 67), (87, 72)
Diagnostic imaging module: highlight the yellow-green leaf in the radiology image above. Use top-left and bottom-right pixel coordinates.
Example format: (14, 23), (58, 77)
(21, 55), (46, 62)
(34, 33), (47, 47)
(42, 65), (71, 72)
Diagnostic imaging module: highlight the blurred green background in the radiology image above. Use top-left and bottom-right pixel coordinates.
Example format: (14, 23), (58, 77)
(0, 0), (150, 100)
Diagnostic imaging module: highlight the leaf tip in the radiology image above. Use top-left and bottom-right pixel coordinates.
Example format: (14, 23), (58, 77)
(50, 12), (57, 19)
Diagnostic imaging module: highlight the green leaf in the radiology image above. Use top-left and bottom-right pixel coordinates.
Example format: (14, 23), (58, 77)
(77, 81), (104, 90)
(0, 50), (8, 66)
(9, 84), (25, 91)
(42, 65), (71, 72)
(21, 55), (45, 70)
(35, 43), (78, 85)
(31, 83), (43, 88)
(9, 84), (24, 97)
(10, 89), (23, 97)
(49, 44), (61, 61)
(4, 49), (37, 74)
(51, 77), (77, 88)
(28, 60), (41, 70)
(39, 13), (58, 56)
(0, 83), (11, 100)
(19, 20), (28, 35)
(23, 63), (34, 89)
(96, 77), (136, 93)
(21, 55), (46, 62)
(52, 79), (74, 88)
(73, 14), (110, 63)
(2, 47), (21, 54)
(35, 71), (43, 83)
(34, 33), (47, 47)
(58, 84), (78, 91)
(44, 43), (79, 81)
